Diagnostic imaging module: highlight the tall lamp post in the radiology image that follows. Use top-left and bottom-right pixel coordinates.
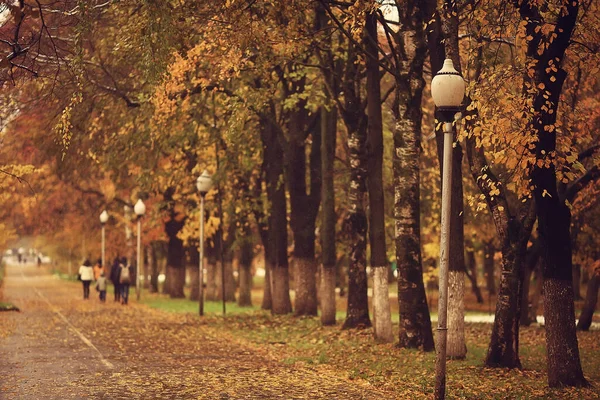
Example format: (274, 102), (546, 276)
(431, 58), (465, 400)
(134, 199), (146, 301)
(100, 210), (109, 270)
(196, 170), (213, 316)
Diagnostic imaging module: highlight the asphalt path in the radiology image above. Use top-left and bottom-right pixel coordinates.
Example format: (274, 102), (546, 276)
(0, 264), (394, 399)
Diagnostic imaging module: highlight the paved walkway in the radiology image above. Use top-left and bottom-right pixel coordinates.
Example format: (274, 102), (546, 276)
(0, 264), (394, 399)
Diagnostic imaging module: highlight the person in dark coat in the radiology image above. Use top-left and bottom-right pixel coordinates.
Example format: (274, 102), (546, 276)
(110, 257), (121, 302)
(117, 256), (134, 305)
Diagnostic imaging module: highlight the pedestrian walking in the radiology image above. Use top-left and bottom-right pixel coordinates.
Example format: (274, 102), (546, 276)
(93, 258), (103, 280)
(78, 259), (94, 300)
(117, 257), (134, 305)
(96, 271), (107, 302)
(110, 257), (121, 302)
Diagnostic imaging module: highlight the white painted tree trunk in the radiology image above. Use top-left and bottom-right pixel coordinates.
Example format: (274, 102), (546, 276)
(320, 265), (336, 325)
(372, 266), (394, 342)
(447, 270), (466, 358)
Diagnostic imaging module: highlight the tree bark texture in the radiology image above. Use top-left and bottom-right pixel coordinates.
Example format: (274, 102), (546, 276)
(261, 109), (292, 314)
(261, 263), (272, 310)
(365, 10), (392, 343)
(485, 229), (527, 368)
(577, 270), (599, 331)
(390, 1), (434, 351)
(341, 44), (370, 330)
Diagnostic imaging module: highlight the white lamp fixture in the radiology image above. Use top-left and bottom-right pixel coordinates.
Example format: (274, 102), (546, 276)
(100, 210), (109, 224)
(196, 170), (213, 196)
(134, 199), (146, 217)
(431, 58), (465, 121)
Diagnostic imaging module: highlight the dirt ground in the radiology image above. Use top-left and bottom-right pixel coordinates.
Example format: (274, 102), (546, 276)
(0, 264), (394, 399)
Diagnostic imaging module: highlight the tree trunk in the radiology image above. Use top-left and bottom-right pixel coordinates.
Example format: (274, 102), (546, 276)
(572, 262), (582, 301)
(577, 271), (599, 331)
(529, 264), (543, 323)
(205, 254), (218, 301)
(390, 2), (434, 351)
(261, 109), (292, 315)
(189, 245), (200, 301)
(261, 263), (272, 310)
(237, 233), (254, 308)
(484, 241), (496, 295)
(365, 10), (392, 343)
(520, 265), (533, 326)
(148, 241), (159, 293)
(485, 236), (526, 368)
(219, 260), (236, 302)
(517, 0), (587, 387)
(341, 44), (370, 330)
(165, 218), (185, 299)
(237, 263), (253, 307)
(286, 105), (321, 316)
(465, 245), (484, 304)
(520, 243), (541, 326)
(318, 41), (338, 325)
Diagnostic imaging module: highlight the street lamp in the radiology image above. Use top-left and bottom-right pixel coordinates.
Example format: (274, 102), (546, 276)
(100, 210), (109, 271)
(431, 58), (465, 400)
(196, 170), (213, 316)
(134, 199), (146, 301)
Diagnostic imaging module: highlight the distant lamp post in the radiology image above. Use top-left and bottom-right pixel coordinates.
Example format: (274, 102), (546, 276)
(100, 210), (109, 270)
(196, 170), (213, 316)
(431, 58), (466, 400)
(134, 199), (146, 301)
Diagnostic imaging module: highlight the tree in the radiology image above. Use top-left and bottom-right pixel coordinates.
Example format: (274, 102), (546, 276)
(382, 1), (434, 351)
(365, 9), (393, 343)
(514, 0), (587, 386)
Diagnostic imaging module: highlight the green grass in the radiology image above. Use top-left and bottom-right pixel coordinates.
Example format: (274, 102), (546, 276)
(0, 301), (19, 311)
(142, 293), (258, 315)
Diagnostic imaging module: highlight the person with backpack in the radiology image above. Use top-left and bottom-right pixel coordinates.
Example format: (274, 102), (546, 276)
(117, 256), (134, 305)
(78, 259), (94, 300)
(110, 257), (121, 302)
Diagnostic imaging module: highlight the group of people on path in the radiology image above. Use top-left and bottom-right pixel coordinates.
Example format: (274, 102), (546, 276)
(77, 257), (135, 305)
